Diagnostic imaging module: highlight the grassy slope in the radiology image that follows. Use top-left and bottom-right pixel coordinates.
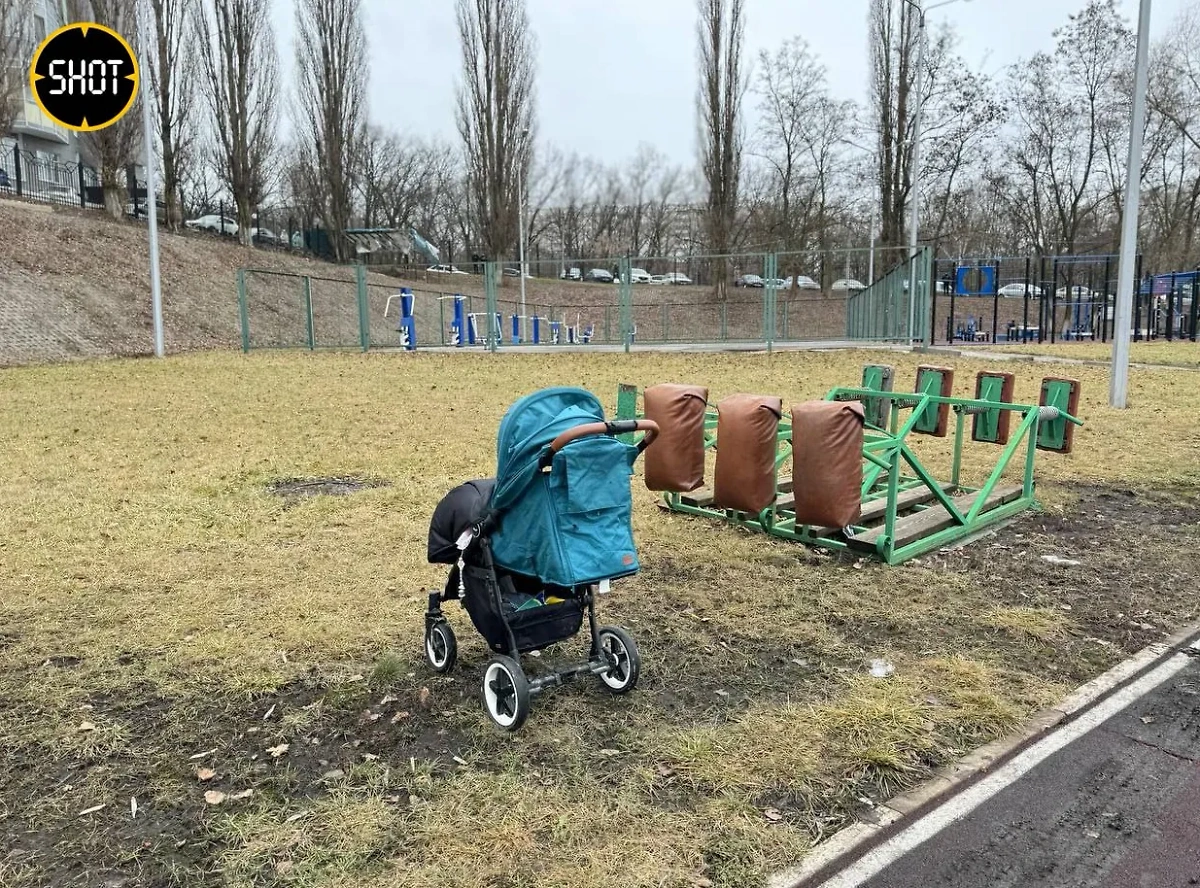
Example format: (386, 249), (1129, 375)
(1, 348), (1198, 888)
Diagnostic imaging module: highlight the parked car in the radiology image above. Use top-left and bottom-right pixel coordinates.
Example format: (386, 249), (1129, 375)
(185, 214), (237, 235)
(998, 282), (1043, 298)
(503, 267), (533, 278)
(648, 275), (669, 286)
(251, 227), (280, 244)
(787, 275), (820, 291)
(661, 272), (693, 285)
(626, 267), (652, 284)
(586, 268), (614, 283)
(831, 279), (866, 292)
(428, 264), (469, 275)
(1055, 285), (1091, 298)
(560, 267), (582, 281)
(734, 274), (765, 288)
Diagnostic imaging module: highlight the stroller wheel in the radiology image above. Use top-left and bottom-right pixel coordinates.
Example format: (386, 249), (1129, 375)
(482, 656), (530, 731)
(596, 626), (640, 694)
(425, 621), (458, 674)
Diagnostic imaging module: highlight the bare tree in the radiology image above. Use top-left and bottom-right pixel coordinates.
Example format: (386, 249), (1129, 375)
(295, 0), (368, 261)
(70, 0), (141, 219)
(148, 0), (199, 229)
(869, 0), (919, 251)
(697, 0), (746, 297)
(194, 0), (280, 245)
(0, 0), (29, 135)
(455, 0), (537, 262)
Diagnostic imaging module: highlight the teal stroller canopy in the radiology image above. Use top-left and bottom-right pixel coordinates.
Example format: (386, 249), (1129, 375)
(490, 387), (644, 588)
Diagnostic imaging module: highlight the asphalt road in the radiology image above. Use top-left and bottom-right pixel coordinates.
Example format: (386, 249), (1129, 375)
(858, 655), (1200, 888)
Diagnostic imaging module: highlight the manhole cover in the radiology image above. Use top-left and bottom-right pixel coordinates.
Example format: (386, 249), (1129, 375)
(267, 477), (389, 499)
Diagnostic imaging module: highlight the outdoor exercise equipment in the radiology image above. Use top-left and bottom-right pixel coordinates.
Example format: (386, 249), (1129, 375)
(383, 288), (417, 350)
(615, 366), (1083, 566)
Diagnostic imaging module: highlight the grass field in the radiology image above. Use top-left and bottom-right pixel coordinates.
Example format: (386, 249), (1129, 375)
(2, 348), (1199, 888)
(992, 339), (1200, 368)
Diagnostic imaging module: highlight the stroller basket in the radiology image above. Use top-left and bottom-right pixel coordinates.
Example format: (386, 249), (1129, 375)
(459, 564), (584, 655)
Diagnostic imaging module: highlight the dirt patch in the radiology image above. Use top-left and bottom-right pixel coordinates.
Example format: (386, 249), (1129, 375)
(266, 476), (390, 499)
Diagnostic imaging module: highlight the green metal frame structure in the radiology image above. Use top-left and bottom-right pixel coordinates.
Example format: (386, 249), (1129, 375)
(616, 378), (1082, 565)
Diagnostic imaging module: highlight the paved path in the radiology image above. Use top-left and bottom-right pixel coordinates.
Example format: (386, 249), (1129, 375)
(805, 641), (1200, 888)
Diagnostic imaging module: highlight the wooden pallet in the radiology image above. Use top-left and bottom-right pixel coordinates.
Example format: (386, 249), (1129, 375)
(677, 477), (795, 509)
(849, 484), (1024, 550)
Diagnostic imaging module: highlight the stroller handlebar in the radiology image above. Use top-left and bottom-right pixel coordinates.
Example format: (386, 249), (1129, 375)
(547, 419), (661, 458)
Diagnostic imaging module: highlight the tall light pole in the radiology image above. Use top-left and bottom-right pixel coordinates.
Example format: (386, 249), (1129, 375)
(517, 126), (530, 343)
(137, 0), (164, 357)
(1110, 0), (1152, 408)
(902, 0), (970, 346)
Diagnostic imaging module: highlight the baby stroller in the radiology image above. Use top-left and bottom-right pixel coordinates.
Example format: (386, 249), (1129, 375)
(424, 387), (659, 730)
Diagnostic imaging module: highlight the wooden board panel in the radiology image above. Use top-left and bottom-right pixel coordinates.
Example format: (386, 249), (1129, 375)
(774, 482), (953, 524)
(679, 476), (793, 508)
(849, 485), (1024, 549)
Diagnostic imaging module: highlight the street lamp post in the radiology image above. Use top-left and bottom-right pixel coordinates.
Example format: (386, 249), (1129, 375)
(517, 127), (530, 344)
(1110, 0), (1152, 408)
(901, 0), (970, 346)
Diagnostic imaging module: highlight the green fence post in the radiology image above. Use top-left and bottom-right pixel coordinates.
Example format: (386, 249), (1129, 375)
(485, 262), (499, 353)
(304, 276), (314, 350)
(237, 268), (250, 353)
(765, 253), (778, 352)
(721, 301), (728, 342)
(355, 263), (369, 352)
(661, 302), (668, 342)
(619, 257), (633, 352)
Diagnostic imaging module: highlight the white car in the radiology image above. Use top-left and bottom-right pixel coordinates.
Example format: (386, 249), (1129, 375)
(661, 272), (693, 285)
(628, 267), (652, 284)
(186, 214), (237, 235)
(428, 264), (469, 275)
(998, 283), (1042, 298)
(787, 275), (820, 291)
(560, 267), (582, 281)
(1055, 285), (1091, 298)
(648, 275), (668, 286)
(832, 279), (866, 292)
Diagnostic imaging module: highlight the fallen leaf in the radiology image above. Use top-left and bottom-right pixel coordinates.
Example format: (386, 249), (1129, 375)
(204, 791), (226, 805)
(230, 789), (254, 800)
(1140, 715), (1156, 724)
(764, 808), (784, 822)
(359, 710), (380, 724)
(189, 748), (217, 760)
(418, 688), (433, 709)
(362, 752), (380, 762)
(346, 674), (364, 683)
(267, 743), (290, 758)
(285, 811), (308, 823)
(262, 704), (276, 721)
(379, 694), (399, 706)
(78, 721), (96, 732)
(452, 755), (468, 766)
(390, 711), (411, 724)
(196, 768), (216, 782)
(78, 804), (106, 816)
(656, 762), (676, 778)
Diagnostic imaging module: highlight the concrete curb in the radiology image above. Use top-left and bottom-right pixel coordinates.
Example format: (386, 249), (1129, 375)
(768, 620), (1200, 888)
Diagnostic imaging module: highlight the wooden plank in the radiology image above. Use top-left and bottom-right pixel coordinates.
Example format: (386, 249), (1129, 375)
(850, 485), (1024, 548)
(774, 482), (952, 524)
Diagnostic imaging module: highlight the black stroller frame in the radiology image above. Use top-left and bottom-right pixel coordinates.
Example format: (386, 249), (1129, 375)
(423, 417), (658, 731)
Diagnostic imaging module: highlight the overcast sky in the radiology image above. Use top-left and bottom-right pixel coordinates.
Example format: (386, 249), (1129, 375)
(270, 0), (1186, 167)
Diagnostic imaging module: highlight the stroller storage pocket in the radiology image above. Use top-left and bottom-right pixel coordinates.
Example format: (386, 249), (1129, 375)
(460, 563), (584, 654)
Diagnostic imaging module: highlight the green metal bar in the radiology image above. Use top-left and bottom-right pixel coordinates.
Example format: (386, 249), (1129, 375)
(951, 409), (965, 488)
(237, 268), (250, 353)
(304, 276), (314, 350)
(355, 263), (369, 352)
(888, 497), (1035, 565)
(882, 446), (901, 558)
(620, 258), (633, 352)
(1023, 410), (1039, 499)
(899, 444), (965, 521)
(965, 408), (1040, 523)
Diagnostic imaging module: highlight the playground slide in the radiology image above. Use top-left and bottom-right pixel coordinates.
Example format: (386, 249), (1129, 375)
(409, 227), (440, 265)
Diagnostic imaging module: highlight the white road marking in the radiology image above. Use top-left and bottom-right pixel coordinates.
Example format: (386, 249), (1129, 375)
(814, 642), (1199, 888)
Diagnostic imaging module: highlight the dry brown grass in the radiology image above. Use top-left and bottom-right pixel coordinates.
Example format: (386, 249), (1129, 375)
(990, 339), (1200, 368)
(2, 347), (1199, 888)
